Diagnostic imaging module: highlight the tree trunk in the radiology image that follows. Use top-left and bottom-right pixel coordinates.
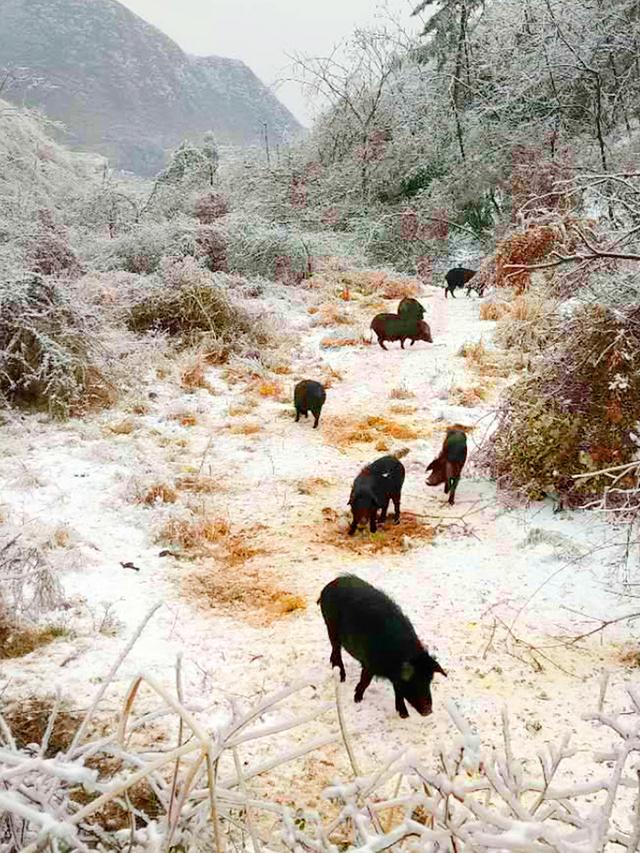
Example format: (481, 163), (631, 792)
(452, 2), (468, 161)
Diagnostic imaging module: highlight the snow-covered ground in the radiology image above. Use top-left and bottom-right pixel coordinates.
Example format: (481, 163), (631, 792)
(1, 275), (638, 807)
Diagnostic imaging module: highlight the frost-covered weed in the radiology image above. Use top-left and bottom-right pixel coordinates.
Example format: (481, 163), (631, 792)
(125, 257), (273, 356)
(94, 219), (198, 274)
(0, 273), (113, 416)
(0, 664), (637, 852)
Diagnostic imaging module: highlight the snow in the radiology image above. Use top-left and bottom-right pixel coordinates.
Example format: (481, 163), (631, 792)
(0, 278), (638, 809)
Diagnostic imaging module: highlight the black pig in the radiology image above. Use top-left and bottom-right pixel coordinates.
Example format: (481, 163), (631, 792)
(397, 296), (426, 321)
(370, 313), (433, 350)
(294, 379), (326, 428)
(445, 267), (476, 299)
(318, 574), (447, 718)
(348, 453), (406, 535)
(425, 429), (468, 505)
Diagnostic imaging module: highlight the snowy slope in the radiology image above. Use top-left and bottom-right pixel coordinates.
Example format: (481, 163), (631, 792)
(0, 276), (638, 808)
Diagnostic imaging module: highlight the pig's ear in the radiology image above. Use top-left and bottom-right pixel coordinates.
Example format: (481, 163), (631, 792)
(400, 661), (415, 681)
(433, 661), (448, 678)
(426, 460), (435, 472)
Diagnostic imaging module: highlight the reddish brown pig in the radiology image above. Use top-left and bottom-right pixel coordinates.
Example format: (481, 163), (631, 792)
(370, 313), (433, 350)
(426, 429), (468, 505)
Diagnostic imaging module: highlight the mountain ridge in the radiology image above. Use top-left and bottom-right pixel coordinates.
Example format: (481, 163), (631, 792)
(0, 0), (301, 174)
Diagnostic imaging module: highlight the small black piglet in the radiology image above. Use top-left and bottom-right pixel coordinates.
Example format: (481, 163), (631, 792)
(294, 379), (326, 428)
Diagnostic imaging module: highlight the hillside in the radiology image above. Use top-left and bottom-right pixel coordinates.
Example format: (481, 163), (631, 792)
(0, 0), (301, 174)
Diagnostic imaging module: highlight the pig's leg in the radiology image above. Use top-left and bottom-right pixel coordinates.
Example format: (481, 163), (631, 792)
(393, 683), (409, 718)
(378, 338), (388, 351)
(369, 508), (377, 534)
(295, 408), (301, 422)
(354, 667), (373, 703)
(391, 492), (401, 524)
(326, 621), (346, 681)
(379, 497), (390, 524)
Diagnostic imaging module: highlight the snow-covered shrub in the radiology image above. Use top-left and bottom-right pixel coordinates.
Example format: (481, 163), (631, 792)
(0, 530), (66, 660)
(29, 229), (81, 277)
(0, 273), (113, 417)
(27, 209), (82, 278)
(0, 660), (637, 851)
(487, 304), (640, 504)
(95, 220), (197, 274)
(195, 224), (228, 272)
(194, 190), (229, 223)
(492, 220), (587, 292)
(125, 257), (271, 356)
(493, 286), (562, 353)
(222, 217), (310, 281)
(0, 533), (62, 620)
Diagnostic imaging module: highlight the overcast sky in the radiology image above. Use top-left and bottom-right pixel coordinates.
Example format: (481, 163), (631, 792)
(119, 0), (419, 126)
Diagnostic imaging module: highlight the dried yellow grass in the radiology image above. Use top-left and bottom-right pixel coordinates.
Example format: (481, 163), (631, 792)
(255, 379), (285, 398)
(157, 436), (189, 448)
(390, 403), (418, 415)
(138, 483), (178, 505)
(458, 339), (512, 377)
(181, 360), (214, 392)
(335, 270), (420, 300)
(319, 510), (436, 555)
(0, 619), (69, 659)
(176, 474), (218, 494)
(45, 525), (72, 548)
(320, 366), (344, 388)
(327, 414), (425, 447)
(158, 517), (230, 549)
(4, 698), (85, 756)
(312, 303), (351, 326)
(449, 386), (489, 407)
(379, 277), (421, 300)
(229, 421), (261, 435)
(480, 301), (511, 321)
(107, 417), (135, 435)
(220, 361), (263, 386)
(170, 412), (198, 427)
(620, 647), (640, 668)
(320, 337), (369, 349)
(296, 476), (333, 495)
(160, 514), (269, 573)
(389, 386), (416, 400)
(228, 399), (258, 416)
(185, 568), (306, 626)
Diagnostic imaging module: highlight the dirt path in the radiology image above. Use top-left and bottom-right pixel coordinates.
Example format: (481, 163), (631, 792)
(0, 275), (637, 802)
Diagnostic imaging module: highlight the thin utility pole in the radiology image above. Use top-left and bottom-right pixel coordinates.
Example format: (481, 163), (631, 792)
(262, 121), (271, 167)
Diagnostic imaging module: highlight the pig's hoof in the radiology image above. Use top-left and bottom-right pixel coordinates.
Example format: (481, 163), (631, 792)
(354, 692), (363, 703)
(398, 709), (409, 719)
